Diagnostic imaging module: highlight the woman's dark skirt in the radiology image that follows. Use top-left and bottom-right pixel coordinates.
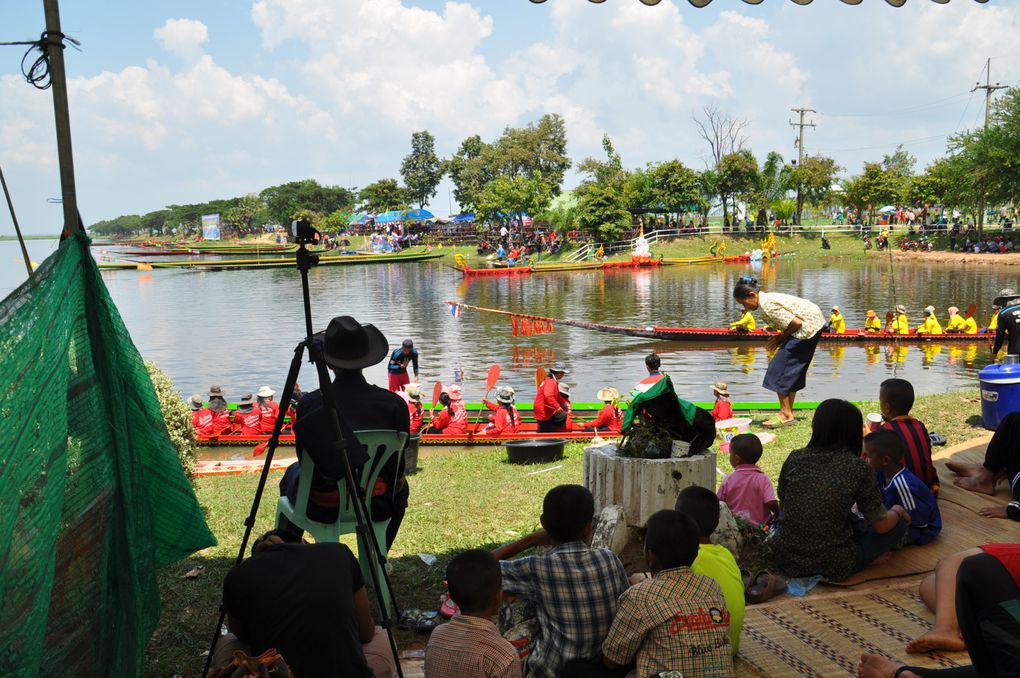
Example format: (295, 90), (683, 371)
(763, 331), (822, 394)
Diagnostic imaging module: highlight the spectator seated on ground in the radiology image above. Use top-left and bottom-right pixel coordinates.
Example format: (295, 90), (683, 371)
(213, 529), (396, 678)
(946, 411), (1020, 521)
(717, 433), (779, 527)
(673, 486), (745, 653)
(878, 378), (938, 495)
(758, 399), (911, 582)
(425, 550), (522, 678)
(491, 485), (629, 678)
(570, 510), (735, 678)
(864, 430), (941, 546)
(858, 546), (1020, 678)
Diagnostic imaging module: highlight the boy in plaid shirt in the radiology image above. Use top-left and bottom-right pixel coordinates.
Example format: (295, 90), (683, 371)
(495, 485), (629, 678)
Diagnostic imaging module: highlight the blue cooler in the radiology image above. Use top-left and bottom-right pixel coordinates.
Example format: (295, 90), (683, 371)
(979, 361), (1020, 429)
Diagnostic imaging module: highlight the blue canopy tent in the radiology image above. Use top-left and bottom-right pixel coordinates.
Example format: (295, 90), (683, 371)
(449, 213), (476, 223)
(374, 209), (435, 224)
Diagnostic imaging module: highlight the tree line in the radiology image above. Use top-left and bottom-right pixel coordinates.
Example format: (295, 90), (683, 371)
(91, 88), (1020, 239)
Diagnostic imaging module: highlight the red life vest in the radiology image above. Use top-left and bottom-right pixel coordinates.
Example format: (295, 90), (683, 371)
(234, 407), (262, 436)
(193, 408), (215, 436)
(408, 401), (424, 433)
(257, 399), (279, 434)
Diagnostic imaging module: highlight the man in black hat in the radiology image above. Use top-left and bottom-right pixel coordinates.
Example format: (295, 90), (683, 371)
(280, 316), (411, 550)
(992, 288), (1020, 360)
(534, 366), (570, 433)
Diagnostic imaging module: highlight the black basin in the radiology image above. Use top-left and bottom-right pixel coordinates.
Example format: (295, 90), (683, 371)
(505, 439), (567, 464)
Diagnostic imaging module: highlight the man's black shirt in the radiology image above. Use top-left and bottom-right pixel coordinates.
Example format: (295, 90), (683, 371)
(224, 542), (371, 678)
(994, 304), (1020, 356)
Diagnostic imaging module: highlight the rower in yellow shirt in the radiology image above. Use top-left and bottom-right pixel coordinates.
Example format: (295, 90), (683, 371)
(828, 305), (846, 334)
(945, 306), (966, 333)
(864, 309), (882, 333)
(730, 309), (756, 333)
(963, 313), (978, 335)
(888, 305), (909, 335)
(987, 305), (1000, 333)
(916, 305), (944, 335)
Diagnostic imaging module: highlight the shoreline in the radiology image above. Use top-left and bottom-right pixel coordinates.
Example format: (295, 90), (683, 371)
(890, 250), (1020, 266)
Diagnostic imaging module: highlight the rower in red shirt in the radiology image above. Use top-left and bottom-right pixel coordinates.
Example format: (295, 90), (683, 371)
(430, 384), (468, 435)
(483, 386), (521, 436)
(190, 394), (216, 436)
(256, 385), (280, 434)
(558, 382), (575, 430)
(232, 393), (263, 436)
(711, 381), (734, 422)
(207, 384), (233, 435)
(581, 387), (624, 434)
(404, 383), (425, 434)
(534, 366), (570, 432)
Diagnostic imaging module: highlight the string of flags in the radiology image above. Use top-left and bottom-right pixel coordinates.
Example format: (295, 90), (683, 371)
(510, 314), (554, 337)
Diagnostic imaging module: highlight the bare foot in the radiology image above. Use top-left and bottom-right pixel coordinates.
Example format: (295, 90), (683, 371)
(858, 653), (918, 678)
(978, 506), (1009, 519)
(945, 460), (981, 477)
(906, 628), (966, 654)
(954, 474), (998, 496)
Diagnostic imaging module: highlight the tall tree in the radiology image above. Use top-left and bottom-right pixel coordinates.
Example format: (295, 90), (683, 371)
(881, 145), (917, 181)
(753, 151), (792, 224)
(445, 134), (491, 213)
(649, 160), (703, 224)
(575, 134), (631, 240)
(693, 105), (749, 225)
(843, 162), (904, 223)
(400, 130), (443, 209)
(259, 179), (356, 224)
(490, 113), (572, 196)
(717, 150), (759, 222)
(476, 173), (552, 229)
(224, 193), (266, 232)
(790, 155), (841, 214)
(359, 179), (409, 213)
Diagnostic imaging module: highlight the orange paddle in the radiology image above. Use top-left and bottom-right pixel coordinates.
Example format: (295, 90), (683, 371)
(472, 364), (502, 432)
(425, 381), (443, 431)
(535, 367), (546, 389)
(964, 302), (977, 319)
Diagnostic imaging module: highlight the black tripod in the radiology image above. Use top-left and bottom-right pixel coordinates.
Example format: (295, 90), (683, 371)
(200, 240), (404, 678)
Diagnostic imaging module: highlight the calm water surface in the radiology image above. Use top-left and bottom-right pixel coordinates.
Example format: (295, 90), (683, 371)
(1, 239), (1009, 405)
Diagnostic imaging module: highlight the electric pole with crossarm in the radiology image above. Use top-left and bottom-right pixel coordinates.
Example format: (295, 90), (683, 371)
(972, 58), (1006, 238)
(790, 107), (816, 226)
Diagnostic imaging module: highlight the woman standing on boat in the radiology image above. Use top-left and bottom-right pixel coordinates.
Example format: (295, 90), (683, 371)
(733, 276), (825, 428)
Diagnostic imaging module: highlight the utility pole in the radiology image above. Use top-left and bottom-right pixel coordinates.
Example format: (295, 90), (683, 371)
(42, 0), (80, 237)
(971, 58), (1006, 238)
(789, 107), (816, 226)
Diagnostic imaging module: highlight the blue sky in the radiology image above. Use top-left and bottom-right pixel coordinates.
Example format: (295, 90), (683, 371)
(2, 0), (1018, 233)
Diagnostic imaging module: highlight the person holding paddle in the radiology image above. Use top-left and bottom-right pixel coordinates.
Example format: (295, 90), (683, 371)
(732, 277), (825, 428)
(534, 366), (570, 433)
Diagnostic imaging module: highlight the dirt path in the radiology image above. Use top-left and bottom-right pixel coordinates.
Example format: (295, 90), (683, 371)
(890, 250), (1020, 266)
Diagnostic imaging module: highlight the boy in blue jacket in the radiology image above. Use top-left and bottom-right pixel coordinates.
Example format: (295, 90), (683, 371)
(866, 429), (941, 545)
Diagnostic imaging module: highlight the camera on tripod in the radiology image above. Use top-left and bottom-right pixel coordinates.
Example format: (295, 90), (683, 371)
(290, 218), (320, 244)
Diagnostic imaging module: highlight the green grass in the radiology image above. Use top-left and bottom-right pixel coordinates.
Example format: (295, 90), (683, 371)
(145, 388), (988, 676)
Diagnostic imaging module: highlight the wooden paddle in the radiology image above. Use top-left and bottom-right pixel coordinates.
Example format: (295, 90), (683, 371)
(535, 367), (546, 389)
(424, 381), (443, 432)
(472, 364), (501, 433)
(964, 302), (977, 319)
(885, 310), (895, 331)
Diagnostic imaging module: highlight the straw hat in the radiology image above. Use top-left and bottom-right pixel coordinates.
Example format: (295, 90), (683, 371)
(924, 305), (935, 314)
(831, 305), (840, 313)
(895, 304), (907, 314)
(257, 385), (275, 398)
(712, 381), (730, 397)
(495, 386), (515, 404)
(405, 383), (422, 401)
(189, 394), (204, 410)
(558, 382), (571, 397)
(549, 365), (569, 375)
(446, 384), (463, 401)
(596, 387), (619, 402)
(866, 309), (877, 318)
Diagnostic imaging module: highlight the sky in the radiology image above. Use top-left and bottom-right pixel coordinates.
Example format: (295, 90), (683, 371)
(2, 0), (1019, 234)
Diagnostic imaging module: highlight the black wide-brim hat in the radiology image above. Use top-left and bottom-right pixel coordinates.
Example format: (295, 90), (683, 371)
(319, 315), (389, 369)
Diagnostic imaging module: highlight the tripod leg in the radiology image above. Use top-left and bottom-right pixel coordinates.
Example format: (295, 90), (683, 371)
(199, 340), (308, 678)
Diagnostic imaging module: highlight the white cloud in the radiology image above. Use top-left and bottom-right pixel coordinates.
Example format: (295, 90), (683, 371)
(154, 18), (209, 63)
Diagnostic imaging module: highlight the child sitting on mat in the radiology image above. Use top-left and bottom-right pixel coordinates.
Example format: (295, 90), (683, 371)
(717, 433), (779, 527)
(865, 429), (941, 546)
(878, 378), (939, 496)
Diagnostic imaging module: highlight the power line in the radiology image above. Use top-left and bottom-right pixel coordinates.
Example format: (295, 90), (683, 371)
(816, 133), (951, 155)
(824, 92), (971, 119)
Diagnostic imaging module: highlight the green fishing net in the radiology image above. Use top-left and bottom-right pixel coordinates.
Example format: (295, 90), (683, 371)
(0, 233), (215, 676)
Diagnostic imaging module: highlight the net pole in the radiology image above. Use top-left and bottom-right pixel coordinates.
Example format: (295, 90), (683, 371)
(0, 164), (33, 276)
(42, 0), (80, 237)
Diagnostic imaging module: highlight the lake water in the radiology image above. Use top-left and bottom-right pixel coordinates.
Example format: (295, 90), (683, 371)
(1, 239), (1006, 405)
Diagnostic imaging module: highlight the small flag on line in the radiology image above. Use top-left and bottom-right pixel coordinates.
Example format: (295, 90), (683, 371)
(451, 303), (462, 318)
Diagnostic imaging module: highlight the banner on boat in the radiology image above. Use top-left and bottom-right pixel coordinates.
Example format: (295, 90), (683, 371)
(201, 213), (221, 241)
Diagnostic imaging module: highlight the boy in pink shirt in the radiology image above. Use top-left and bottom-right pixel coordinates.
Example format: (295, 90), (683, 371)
(717, 434), (779, 525)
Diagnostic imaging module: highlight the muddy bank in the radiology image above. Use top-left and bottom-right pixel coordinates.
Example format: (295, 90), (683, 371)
(890, 250), (1020, 266)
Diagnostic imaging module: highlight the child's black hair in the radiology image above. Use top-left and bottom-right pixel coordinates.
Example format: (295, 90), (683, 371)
(729, 433), (763, 465)
(732, 276), (760, 300)
(645, 353), (661, 371)
(864, 429), (905, 465)
(541, 484), (595, 543)
(674, 485), (720, 538)
(807, 399), (864, 454)
(447, 549), (502, 615)
(880, 378), (915, 416)
(644, 509), (701, 570)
